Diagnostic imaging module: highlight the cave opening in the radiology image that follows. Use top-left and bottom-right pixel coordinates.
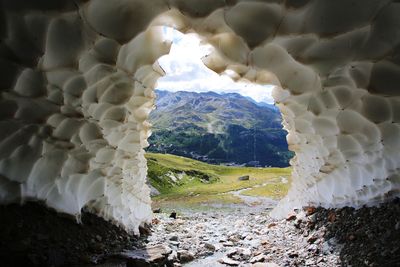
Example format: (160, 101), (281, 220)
(1, 1), (400, 266)
(145, 27), (293, 213)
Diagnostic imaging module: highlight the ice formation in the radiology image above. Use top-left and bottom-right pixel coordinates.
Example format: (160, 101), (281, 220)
(0, 0), (400, 231)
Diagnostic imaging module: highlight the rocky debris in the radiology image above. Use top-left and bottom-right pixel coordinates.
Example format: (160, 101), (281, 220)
(147, 208), (341, 267)
(311, 198), (400, 267)
(147, 199), (400, 266)
(238, 175), (250, 181)
(0, 202), (145, 267)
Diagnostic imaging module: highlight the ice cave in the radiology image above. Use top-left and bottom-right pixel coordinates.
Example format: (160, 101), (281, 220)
(0, 0), (400, 265)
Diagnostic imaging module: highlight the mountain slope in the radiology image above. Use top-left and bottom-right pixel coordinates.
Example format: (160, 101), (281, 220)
(147, 90), (293, 167)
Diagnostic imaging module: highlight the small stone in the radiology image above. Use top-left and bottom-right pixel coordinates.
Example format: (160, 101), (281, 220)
(170, 212), (177, 219)
(288, 251), (299, 258)
(169, 235), (178, 241)
(250, 253), (267, 263)
(153, 208), (162, 213)
(307, 235), (318, 244)
(223, 241), (235, 247)
(267, 223), (277, 228)
(178, 250), (194, 263)
(304, 206), (316, 216)
(286, 211), (297, 221)
(218, 257), (240, 266)
(327, 211), (336, 222)
(204, 242), (216, 251)
(252, 263), (280, 267)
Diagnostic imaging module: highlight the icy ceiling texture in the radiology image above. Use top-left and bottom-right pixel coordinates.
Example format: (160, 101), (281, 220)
(0, 0), (399, 232)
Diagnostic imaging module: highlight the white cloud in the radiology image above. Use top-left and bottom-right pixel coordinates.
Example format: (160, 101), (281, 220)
(156, 27), (275, 104)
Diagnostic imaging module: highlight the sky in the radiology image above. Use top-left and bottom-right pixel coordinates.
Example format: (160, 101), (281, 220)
(155, 27), (275, 104)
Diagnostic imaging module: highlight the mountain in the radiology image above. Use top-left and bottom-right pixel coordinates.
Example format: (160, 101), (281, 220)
(147, 90), (293, 167)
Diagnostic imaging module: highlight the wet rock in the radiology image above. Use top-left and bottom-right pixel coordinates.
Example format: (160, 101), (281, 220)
(170, 212), (177, 219)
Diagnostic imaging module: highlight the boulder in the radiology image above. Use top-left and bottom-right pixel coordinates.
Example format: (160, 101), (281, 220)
(238, 175), (250, 181)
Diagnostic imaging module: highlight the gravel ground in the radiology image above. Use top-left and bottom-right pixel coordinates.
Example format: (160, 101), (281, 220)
(148, 199), (400, 267)
(148, 208), (341, 266)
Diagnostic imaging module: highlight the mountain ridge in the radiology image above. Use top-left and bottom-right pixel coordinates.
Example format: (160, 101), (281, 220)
(147, 90), (293, 167)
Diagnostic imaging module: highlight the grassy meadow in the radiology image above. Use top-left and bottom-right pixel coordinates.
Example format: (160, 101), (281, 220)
(146, 153), (292, 208)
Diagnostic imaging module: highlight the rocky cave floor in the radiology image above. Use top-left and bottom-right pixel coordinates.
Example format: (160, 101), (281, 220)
(1, 200), (400, 267)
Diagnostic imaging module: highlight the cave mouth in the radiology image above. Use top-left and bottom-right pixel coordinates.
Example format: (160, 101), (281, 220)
(0, 0), (399, 244)
(144, 27), (294, 212)
(1, 1), (400, 266)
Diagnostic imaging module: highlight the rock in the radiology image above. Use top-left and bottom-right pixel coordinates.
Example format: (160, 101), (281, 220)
(218, 257), (240, 266)
(149, 185), (161, 197)
(238, 175), (250, 181)
(304, 206), (316, 216)
(177, 250), (194, 263)
(286, 211), (297, 221)
(267, 222), (277, 228)
(169, 235), (178, 241)
(153, 208), (162, 213)
(170, 212), (177, 219)
(252, 263), (280, 267)
(118, 244), (172, 266)
(307, 235), (318, 244)
(223, 241), (235, 247)
(168, 250), (178, 262)
(204, 242), (216, 251)
(250, 253), (267, 263)
(327, 211), (336, 222)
